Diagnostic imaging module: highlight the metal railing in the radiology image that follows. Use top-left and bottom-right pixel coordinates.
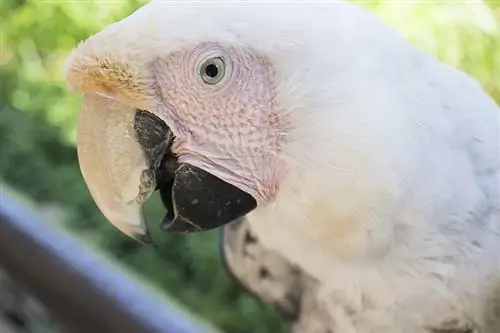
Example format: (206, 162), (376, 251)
(0, 187), (219, 333)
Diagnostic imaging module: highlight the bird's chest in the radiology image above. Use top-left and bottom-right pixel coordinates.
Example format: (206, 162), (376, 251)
(246, 201), (396, 284)
(246, 209), (475, 333)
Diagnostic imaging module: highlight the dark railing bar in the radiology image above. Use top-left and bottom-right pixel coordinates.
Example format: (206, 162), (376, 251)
(0, 187), (219, 333)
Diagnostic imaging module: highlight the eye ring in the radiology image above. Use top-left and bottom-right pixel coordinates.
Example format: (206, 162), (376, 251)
(199, 57), (226, 85)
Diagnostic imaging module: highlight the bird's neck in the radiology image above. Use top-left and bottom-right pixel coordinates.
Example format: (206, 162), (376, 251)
(247, 134), (487, 283)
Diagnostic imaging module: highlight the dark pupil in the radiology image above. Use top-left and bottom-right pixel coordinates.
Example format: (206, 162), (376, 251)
(205, 63), (219, 78)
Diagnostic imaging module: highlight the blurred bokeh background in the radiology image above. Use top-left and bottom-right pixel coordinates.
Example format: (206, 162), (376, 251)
(0, 0), (498, 332)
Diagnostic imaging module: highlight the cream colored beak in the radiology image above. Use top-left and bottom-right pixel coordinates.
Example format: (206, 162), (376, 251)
(76, 93), (154, 245)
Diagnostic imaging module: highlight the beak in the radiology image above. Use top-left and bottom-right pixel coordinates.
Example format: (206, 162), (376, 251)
(76, 93), (257, 243)
(76, 94), (155, 245)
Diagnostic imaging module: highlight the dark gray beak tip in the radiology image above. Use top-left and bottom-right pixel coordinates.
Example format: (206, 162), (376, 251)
(134, 232), (155, 247)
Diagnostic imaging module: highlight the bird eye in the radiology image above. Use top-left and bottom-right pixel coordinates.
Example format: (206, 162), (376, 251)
(199, 57), (225, 85)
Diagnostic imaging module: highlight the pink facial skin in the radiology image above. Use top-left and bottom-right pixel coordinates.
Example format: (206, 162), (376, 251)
(153, 42), (290, 204)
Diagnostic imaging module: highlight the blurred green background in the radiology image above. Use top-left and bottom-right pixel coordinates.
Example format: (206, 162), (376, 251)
(0, 1), (498, 332)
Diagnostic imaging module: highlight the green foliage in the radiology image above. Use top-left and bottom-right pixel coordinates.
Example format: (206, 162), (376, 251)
(0, 1), (498, 332)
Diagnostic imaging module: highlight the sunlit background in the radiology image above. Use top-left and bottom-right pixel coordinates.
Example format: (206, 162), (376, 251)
(0, 1), (498, 332)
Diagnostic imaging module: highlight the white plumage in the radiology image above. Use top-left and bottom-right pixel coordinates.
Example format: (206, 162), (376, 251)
(66, 1), (500, 331)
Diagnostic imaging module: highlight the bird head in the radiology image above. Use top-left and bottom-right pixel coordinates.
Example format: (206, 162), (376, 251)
(65, 0), (323, 244)
(66, 0), (411, 247)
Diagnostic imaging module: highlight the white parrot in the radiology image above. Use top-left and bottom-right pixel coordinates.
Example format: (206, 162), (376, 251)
(65, 0), (500, 332)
